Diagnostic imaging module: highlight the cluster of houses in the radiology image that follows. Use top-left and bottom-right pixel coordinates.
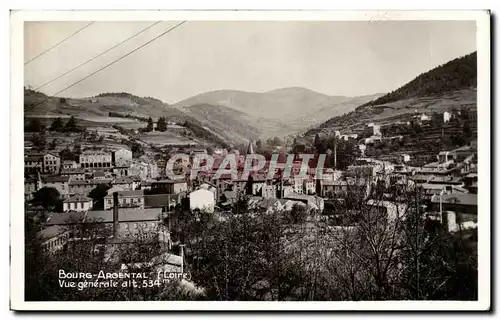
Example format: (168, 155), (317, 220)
(27, 116), (478, 255)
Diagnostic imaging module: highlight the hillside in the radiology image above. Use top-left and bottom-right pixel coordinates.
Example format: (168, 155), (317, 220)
(361, 52), (476, 108)
(174, 87), (383, 136)
(24, 89), (259, 146)
(310, 52), (477, 135)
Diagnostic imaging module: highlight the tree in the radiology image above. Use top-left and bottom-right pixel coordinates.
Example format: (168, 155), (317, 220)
(463, 121), (472, 137)
(30, 132), (47, 151)
(256, 139), (262, 149)
(273, 137), (283, 146)
(88, 184), (111, 209)
(64, 116), (78, 133)
(314, 133), (327, 154)
(25, 215), (201, 301)
(146, 117), (154, 132)
(25, 119), (45, 133)
(157, 117), (167, 132)
(59, 147), (77, 162)
(131, 142), (144, 158)
(89, 130), (99, 141)
(32, 187), (61, 211)
(48, 139), (58, 150)
(50, 117), (64, 132)
(286, 203), (308, 224)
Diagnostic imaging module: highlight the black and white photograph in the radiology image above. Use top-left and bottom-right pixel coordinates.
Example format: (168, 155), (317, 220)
(10, 10), (490, 311)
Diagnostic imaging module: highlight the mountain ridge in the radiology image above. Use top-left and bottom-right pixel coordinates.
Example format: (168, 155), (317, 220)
(308, 52), (477, 135)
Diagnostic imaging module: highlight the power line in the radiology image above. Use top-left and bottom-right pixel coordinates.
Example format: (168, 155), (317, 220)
(34, 21), (162, 91)
(28, 21), (186, 111)
(25, 22), (95, 65)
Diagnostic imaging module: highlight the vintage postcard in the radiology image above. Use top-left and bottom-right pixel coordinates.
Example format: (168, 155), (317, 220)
(10, 10), (490, 311)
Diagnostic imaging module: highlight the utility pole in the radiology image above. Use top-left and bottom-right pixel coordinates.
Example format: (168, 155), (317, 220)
(334, 135), (337, 169)
(179, 244), (185, 276)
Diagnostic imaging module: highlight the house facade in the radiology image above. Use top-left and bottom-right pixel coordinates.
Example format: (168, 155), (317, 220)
(43, 153), (61, 174)
(63, 195), (93, 212)
(60, 168), (86, 181)
(79, 150), (112, 169)
(103, 190), (145, 210)
(62, 160), (78, 170)
(189, 189), (215, 213)
(41, 175), (70, 196)
(25, 155), (44, 174)
(69, 179), (112, 195)
(151, 180), (188, 194)
(112, 147), (133, 166)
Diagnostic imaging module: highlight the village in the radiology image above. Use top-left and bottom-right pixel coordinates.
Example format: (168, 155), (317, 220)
(19, 18), (483, 303)
(24, 105), (478, 286)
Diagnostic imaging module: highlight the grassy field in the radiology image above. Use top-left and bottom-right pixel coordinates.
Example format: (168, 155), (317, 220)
(139, 131), (197, 147)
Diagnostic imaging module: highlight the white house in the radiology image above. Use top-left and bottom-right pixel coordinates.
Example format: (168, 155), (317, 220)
(63, 195), (93, 212)
(367, 123), (381, 136)
(112, 147), (133, 166)
(443, 111), (451, 123)
(190, 189), (215, 213)
(401, 154), (411, 163)
(62, 160), (78, 170)
(420, 114), (430, 121)
(358, 144), (366, 156)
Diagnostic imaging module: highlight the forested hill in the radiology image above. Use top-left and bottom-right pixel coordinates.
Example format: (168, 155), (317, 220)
(307, 52), (477, 135)
(359, 52), (477, 108)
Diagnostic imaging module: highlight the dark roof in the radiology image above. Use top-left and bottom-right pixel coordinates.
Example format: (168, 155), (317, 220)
(25, 177), (37, 183)
(93, 171), (106, 177)
(37, 225), (69, 241)
(69, 179), (112, 186)
(61, 168), (85, 174)
(104, 190), (144, 198)
(153, 179), (187, 184)
(113, 176), (134, 184)
(46, 211), (86, 225)
(63, 195), (92, 203)
(42, 175), (69, 183)
(144, 194), (177, 208)
(86, 208), (162, 223)
(25, 155), (43, 162)
(432, 193), (478, 206)
(46, 208), (162, 225)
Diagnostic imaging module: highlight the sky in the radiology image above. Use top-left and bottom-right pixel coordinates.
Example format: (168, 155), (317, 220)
(24, 20), (477, 104)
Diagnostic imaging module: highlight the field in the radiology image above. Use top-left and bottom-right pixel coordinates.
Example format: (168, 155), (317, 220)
(139, 131), (197, 147)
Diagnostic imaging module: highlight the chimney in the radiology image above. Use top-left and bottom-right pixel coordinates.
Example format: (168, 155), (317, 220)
(334, 136), (337, 169)
(113, 192), (119, 238)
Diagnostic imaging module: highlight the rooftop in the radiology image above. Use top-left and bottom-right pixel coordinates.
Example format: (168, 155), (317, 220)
(25, 155), (43, 162)
(69, 179), (112, 186)
(153, 179), (187, 184)
(93, 171), (106, 178)
(37, 225), (69, 241)
(431, 193), (478, 206)
(104, 190), (144, 198)
(46, 208), (163, 225)
(63, 195), (92, 203)
(86, 208), (163, 223)
(61, 168), (85, 174)
(42, 175), (69, 183)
